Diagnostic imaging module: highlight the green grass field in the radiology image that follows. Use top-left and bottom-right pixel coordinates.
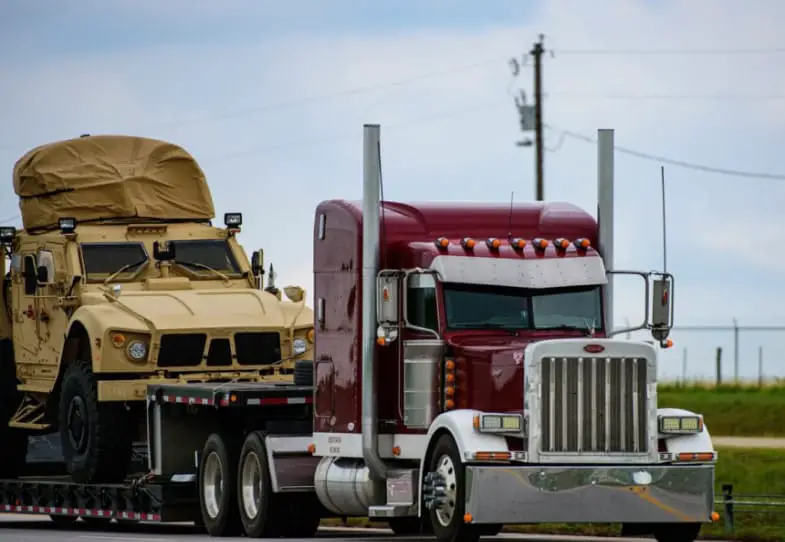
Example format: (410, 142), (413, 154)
(322, 446), (785, 541)
(657, 381), (785, 437)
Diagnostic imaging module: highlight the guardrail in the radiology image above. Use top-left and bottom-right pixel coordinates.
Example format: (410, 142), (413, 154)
(717, 484), (785, 533)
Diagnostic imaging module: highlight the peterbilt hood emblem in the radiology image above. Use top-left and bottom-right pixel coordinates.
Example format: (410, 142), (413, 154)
(513, 351), (523, 365)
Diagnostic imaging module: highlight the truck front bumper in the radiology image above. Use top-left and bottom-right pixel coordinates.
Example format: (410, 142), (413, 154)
(464, 464), (715, 525)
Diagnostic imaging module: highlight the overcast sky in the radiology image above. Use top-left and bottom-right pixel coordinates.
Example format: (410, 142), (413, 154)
(2, 0), (785, 381)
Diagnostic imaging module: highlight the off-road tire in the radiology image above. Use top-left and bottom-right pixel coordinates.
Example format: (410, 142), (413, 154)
(653, 523), (702, 542)
(426, 434), (481, 542)
(0, 339), (28, 479)
(58, 360), (133, 484)
(199, 432), (243, 537)
(293, 359), (313, 387)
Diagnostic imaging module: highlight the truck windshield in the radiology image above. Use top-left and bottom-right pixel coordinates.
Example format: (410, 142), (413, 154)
(81, 242), (148, 281)
(169, 240), (241, 277)
(443, 283), (603, 332)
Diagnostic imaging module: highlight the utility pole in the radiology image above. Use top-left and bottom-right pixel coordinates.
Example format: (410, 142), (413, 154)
(531, 34), (545, 201)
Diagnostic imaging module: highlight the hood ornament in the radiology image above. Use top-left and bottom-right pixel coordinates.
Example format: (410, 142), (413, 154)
(513, 351), (523, 365)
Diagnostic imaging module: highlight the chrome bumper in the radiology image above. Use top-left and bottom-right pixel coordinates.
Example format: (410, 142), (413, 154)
(464, 464), (714, 524)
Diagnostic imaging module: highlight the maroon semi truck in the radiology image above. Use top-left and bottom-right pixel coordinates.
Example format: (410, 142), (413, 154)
(0, 124), (717, 542)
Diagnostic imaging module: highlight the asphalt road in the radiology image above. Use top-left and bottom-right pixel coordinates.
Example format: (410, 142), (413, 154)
(0, 517), (733, 542)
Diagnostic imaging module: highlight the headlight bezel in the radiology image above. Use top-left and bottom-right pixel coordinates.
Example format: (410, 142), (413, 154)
(658, 415), (703, 435)
(292, 337), (308, 356)
(473, 413), (525, 434)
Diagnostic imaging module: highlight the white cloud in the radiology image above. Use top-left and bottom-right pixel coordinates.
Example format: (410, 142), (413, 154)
(2, 0), (785, 378)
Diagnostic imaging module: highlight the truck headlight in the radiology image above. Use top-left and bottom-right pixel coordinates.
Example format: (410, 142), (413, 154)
(126, 340), (148, 362)
(293, 338), (308, 356)
(473, 413), (523, 434)
(659, 415), (703, 434)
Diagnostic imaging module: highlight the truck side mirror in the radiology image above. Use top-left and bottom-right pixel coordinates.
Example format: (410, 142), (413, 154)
(251, 250), (263, 276)
(376, 271), (400, 325)
(283, 285), (304, 303)
(650, 276), (673, 342)
(36, 265), (50, 284)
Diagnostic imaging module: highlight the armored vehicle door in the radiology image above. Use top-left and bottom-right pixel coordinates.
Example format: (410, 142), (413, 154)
(34, 241), (69, 388)
(10, 243), (44, 383)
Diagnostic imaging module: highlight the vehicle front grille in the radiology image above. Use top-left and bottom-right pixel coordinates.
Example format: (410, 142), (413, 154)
(539, 356), (649, 454)
(157, 333), (207, 368)
(235, 332), (281, 366)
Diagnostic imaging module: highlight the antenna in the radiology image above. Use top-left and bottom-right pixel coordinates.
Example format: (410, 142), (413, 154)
(660, 165), (668, 273)
(507, 191), (515, 239)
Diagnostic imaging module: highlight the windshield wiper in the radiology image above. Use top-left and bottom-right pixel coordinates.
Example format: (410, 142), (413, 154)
(452, 323), (521, 330)
(102, 259), (147, 285)
(536, 324), (593, 336)
(172, 260), (230, 281)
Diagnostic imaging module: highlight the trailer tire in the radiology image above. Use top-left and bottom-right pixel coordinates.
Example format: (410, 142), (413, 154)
(293, 360), (313, 387)
(653, 523), (702, 542)
(199, 432), (243, 537)
(237, 431), (276, 538)
(0, 339), (28, 479)
(59, 360), (133, 484)
(426, 434), (481, 542)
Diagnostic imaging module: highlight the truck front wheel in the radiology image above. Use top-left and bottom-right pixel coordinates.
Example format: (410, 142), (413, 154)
(653, 523), (702, 542)
(58, 361), (133, 484)
(426, 434), (481, 542)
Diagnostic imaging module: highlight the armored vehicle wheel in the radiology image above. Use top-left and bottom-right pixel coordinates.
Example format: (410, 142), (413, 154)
(0, 339), (27, 479)
(653, 523), (702, 542)
(426, 434), (482, 542)
(293, 359), (313, 387)
(58, 360), (133, 484)
(199, 432), (242, 537)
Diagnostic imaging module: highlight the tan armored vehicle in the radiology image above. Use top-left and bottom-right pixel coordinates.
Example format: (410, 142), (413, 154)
(0, 135), (314, 484)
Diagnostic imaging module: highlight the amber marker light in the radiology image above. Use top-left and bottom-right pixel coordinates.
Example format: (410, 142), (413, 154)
(461, 237), (476, 250)
(510, 238), (527, 250)
(575, 237), (591, 249)
(533, 238), (549, 250)
(486, 237), (501, 250)
(554, 237), (570, 250)
(435, 237), (449, 249)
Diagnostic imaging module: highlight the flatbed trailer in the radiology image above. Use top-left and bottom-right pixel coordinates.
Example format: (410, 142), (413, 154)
(0, 380), (327, 536)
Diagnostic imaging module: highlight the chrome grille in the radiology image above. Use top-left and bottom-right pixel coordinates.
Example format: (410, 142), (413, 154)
(540, 356), (648, 454)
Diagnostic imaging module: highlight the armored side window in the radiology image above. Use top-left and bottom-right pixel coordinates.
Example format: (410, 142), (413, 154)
(406, 273), (437, 331)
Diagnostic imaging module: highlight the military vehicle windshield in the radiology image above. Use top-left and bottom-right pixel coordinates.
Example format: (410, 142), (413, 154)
(441, 283), (603, 332)
(81, 240), (241, 281)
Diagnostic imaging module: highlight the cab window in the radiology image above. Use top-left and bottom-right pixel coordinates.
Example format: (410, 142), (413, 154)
(81, 242), (148, 281)
(169, 240), (241, 275)
(406, 273), (438, 331)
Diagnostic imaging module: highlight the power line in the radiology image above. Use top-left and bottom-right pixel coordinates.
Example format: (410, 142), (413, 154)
(554, 46), (785, 56)
(0, 54), (509, 152)
(550, 125), (785, 180)
(545, 92), (785, 101)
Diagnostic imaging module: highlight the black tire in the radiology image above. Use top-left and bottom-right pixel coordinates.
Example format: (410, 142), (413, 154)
(199, 432), (243, 537)
(426, 434), (481, 542)
(653, 523), (702, 542)
(237, 431), (276, 538)
(58, 360), (133, 484)
(0, 339), (27, 479)
(293, 359), (313, 387)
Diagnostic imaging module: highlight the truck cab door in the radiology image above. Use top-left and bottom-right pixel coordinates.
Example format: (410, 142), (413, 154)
(10, 249), (44, 383)
(34, 243), (67, 390)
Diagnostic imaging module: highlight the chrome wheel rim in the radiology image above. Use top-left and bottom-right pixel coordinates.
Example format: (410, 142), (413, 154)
(240, 450), (262, 519)
(434, 454), (458, 527)
(202, 451), (224, 520)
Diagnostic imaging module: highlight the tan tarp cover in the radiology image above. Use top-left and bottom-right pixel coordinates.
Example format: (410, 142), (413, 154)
(13, 135), (215, 230)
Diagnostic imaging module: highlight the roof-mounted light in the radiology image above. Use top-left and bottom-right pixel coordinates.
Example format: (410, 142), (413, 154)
(510, 238), (527, 250)
(58, 217), (76, 235)
(435, 237), (449, 249)
(0, 226), (16, 245)
(533, 238), (549, 250)
(554, 238), (570, 250)
(461, 237), (476, 250)
(486, 238), (501, 250)
(575, 238), (591, 250)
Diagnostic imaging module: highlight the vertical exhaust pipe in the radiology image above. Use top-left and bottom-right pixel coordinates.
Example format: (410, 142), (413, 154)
(361, 124), (387, 480)
(597, 129), (615, 336)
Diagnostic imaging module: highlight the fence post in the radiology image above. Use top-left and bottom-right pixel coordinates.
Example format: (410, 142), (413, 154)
(732, 318), (739, 383)
(758, 346), (764, 388)
(715, 347), (723, 386)
(722, 484), (734, 533)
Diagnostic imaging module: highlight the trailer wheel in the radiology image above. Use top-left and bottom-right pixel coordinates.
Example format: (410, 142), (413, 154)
(199, 432), (242, 537)
(653, 523), (702, 542)
(237, 431), (276, 537)
(58, 360), (133, 483)
(426, 434), (481, 542)
(0, 339), (27, 479)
